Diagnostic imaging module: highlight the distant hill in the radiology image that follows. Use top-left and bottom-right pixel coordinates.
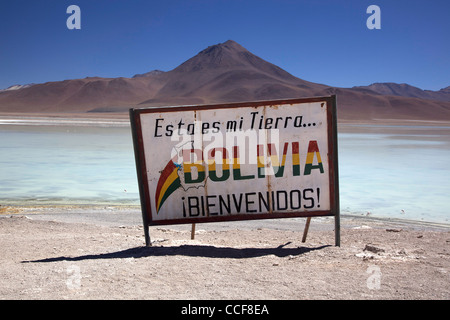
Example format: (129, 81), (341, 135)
(352, 82), (450, 102)
(132, 70), (165, 78)
(0, 40), (449, 121)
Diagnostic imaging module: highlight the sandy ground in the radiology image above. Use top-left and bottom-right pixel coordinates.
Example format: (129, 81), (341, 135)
(0, 206), (449, 300)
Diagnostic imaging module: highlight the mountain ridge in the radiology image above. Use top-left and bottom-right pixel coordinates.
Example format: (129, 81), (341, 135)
(352, 82), (450, 102)
(0, 40), (449, 121)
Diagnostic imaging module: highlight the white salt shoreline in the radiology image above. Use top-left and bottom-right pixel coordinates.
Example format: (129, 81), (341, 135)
(2, 204), (449, 232)
(2, 113), (450, 128)
(0, 116), (130, 127)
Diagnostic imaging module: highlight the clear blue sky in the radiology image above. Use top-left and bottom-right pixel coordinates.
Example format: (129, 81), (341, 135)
(0, 0), (448, 91)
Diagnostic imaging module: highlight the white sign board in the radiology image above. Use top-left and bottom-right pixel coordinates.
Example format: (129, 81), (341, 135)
(130, 97), (339, 241)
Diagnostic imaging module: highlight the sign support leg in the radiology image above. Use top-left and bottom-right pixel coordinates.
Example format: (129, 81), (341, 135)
(191, 223), (196, 240)
(302, 217), (311, 243)
(335, 214), (340, 247)
(144, 225), (151, 247)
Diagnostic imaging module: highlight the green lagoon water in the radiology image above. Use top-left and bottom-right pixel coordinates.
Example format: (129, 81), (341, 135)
(1, 120), (449, 224)
(0, 121), (139, 205)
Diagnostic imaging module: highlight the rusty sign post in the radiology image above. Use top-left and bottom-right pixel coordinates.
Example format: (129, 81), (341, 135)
(130, 96), (340, 246)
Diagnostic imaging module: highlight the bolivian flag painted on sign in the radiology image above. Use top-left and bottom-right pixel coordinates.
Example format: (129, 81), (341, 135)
(155, 158), (181, 213)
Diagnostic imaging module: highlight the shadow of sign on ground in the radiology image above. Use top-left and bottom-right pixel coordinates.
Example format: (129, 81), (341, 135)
(22, 242), (331, 263)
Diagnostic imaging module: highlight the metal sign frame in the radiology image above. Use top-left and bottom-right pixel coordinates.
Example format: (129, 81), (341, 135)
(130, 96), (339, 246)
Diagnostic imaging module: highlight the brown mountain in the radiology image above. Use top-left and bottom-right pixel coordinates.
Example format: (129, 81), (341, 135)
(0, 40), (449, 121)
(316, 86), (450, 121)
(352, 83), (450, 102)
(0, 76), (164, 114)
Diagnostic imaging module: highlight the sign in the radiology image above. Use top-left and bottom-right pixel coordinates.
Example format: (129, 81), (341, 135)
(130, 96), (339, 245)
